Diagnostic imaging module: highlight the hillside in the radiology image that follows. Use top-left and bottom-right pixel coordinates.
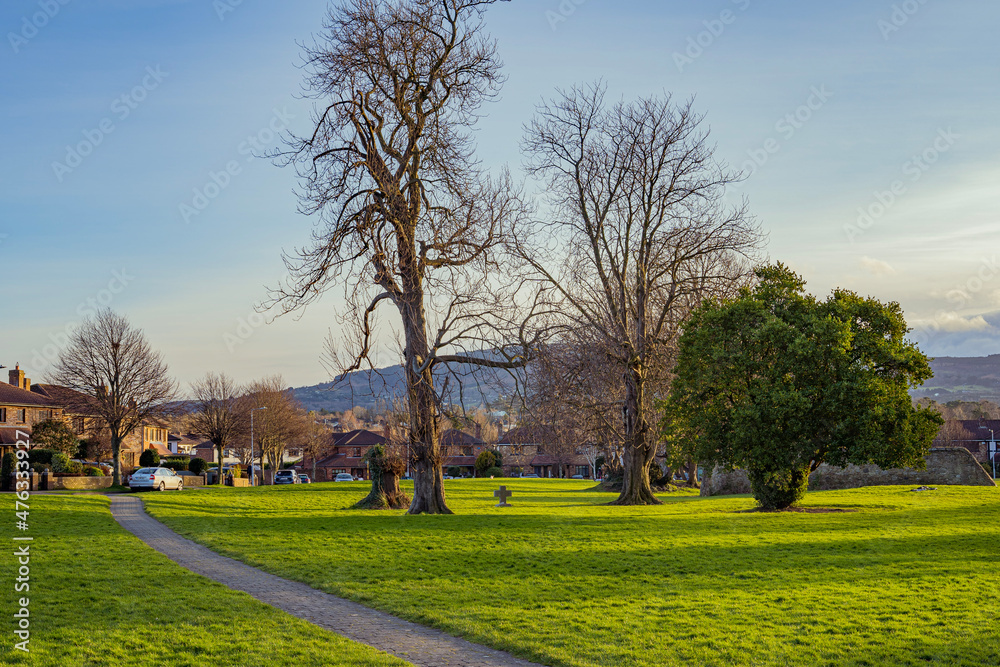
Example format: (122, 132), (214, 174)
(913, 355), (1000, 403)
(292, 362), (517, 412)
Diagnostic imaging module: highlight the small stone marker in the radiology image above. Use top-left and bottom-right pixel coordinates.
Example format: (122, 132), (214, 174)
(494, 485), (513, 507)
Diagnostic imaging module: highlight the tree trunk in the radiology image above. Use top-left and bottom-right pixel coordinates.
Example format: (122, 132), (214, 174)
(355, 468), (409, 510)
(611, 367), (661, 506)
(685, 458), (700, 489)
(111, 436), (123, 487)
(401, 291), (452, 515)
(216, 443), (225, 485)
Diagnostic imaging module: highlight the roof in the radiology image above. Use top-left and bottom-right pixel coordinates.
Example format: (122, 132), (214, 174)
(30, 384), (100, 414)
(441, 429), (484, 446)
(0, 383), (54, 408)
(947, 419), (1000, 441)
(0, 428), (27, 445)
(498, 426), (557, 445)
(331, 429), (387, 447)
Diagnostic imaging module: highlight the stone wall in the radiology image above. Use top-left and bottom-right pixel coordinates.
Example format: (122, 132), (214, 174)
(701, 448), (996, 497)
(46, 475), (113, 491)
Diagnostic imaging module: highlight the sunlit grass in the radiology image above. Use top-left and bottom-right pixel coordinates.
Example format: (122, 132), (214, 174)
(0, 495), (407, 667)
(138, 480), (1000, 667)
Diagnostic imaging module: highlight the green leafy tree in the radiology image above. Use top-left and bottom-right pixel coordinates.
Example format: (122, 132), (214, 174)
(30, 419), (80, 456)
(475, 450), (501, 477)
(666, 264), (943, 509)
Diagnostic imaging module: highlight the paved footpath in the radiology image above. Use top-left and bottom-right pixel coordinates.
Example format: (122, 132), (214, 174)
(109, 495), (542, 667)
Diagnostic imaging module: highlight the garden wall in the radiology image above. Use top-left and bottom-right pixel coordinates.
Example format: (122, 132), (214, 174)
(701, 448), (996, 497)
(46, 476), (113, 491)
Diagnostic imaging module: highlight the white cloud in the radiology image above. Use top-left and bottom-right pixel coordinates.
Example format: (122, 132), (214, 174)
(912, 312), (993, 334)
(859, 256), (896, 276)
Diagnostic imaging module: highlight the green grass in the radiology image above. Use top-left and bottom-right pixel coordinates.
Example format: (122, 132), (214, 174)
(0, 494), (408, 666)
(138, 480), (1000, 667)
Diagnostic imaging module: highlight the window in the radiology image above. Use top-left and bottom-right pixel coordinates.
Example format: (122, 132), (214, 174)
(351, 447), (362, 458)
(16, 409), (26, 423)
(461, 446), (473, 457)
(536, 445), (545, 455)
(0, 408), (6, 423)
(512, 445), (524, 455)
(73, 417), (85, 433)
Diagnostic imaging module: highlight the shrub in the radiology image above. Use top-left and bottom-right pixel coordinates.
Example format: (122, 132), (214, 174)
(446, 466), (463, 477)
(84, 466), (103, 477)
(139, 449), (160, 467)
(161, 458), (189, 472)
(475, 450), (502, 477)
(189, 458), (207, 475)
(27, 449), (55, 466)
(51, 453), (71, 473)
(1, 453), (13, 480)
(746, 466), (810, 511)
(484, 466), (503, 478)
(30, 463), (48, 474)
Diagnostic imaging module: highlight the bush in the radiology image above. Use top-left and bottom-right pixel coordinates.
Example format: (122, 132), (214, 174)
(1, 453), (13, 480)
(51, 453), (71, 473)
(189, 458), (207, 475)
(161, 458), (189, 472)
(139, 449), (160, 467)
(84, 466), (103, 477)
(475, 450), (502, 477)
(30, 462), (48, 474)
(746, 466), (810, 511)
(27, 449), (55, 466)
(446, 466), (463, 477)
(484, 466), (503, 478)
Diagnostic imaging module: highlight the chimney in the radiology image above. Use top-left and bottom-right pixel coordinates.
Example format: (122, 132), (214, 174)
(9, 364), (25, 390)
(474, 422), (482, 441)
(382, 421), (392, 444)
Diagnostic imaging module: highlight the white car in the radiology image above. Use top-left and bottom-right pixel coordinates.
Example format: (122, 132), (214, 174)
(129, 467), (184, 492)
(334, 473), (354, 482)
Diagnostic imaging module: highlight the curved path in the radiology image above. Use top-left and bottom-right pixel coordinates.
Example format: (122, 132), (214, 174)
(110, 495), (541, 667)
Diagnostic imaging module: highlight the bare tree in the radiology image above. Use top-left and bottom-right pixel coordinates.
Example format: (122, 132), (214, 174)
(519, 83), (762, 505)
(49, 309), (177, 485)
(268, 0), (534, 514)
(302, 412), (333, 480)
(190, 373), (246, 485)
(246, 376), (307, 482)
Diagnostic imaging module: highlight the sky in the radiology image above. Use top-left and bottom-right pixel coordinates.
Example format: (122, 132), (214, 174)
(2, 0), (998, 390)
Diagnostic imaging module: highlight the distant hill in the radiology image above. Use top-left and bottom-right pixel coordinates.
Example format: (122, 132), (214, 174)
(292, 361), (517, 412)
(914, 355), (1000, 403)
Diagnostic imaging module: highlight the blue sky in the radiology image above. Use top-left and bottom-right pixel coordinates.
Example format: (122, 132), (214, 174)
(2, 0), (998, 389)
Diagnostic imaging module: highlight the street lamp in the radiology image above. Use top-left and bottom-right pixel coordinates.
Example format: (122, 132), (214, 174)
(980, 426), (997, 479)
(250, 406), (267, 487)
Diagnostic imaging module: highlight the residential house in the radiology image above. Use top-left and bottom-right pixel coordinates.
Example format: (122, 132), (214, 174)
(306, 429), (388, 481)
(937, 419), (1000, 471)
(0, 366), (63, 461)
(496, 426), (595, 478)
(440, 429), (486, 476)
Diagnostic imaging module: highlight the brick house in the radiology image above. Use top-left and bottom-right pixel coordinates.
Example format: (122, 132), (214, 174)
(937, 419), (1000, 474)
(0, 367), (63, 461)
(496, 426), (595, 478)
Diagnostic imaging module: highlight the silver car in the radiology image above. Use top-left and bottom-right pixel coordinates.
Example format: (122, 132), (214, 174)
(129, 467), (184, 492)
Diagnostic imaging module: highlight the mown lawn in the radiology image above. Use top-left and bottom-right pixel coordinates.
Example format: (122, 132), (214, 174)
(140, 480), (1000, 667)
(0, 494), (408, 667)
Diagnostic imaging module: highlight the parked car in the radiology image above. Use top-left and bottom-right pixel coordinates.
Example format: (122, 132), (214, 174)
(274, 470), (300, 485)
(570, 474), (584, 479)
(522, 473), (540, 478)
(298, 474), (311, 484)
(129, 467), (184, 492)
(334, 473), (354, 482)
